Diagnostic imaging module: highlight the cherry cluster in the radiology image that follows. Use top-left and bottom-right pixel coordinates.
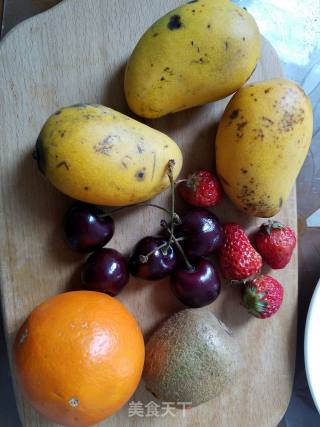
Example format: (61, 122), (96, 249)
(64, 163), (224, 308)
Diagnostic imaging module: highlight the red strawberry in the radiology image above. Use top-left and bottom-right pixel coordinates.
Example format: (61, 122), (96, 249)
(243, 275), (284, 319)
(219, 223), (262, 280)
(178, 170), (222, 208)
(254, 221), (296, 269)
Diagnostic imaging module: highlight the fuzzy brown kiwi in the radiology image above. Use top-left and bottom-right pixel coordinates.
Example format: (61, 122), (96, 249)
(143, 308), (241, 407)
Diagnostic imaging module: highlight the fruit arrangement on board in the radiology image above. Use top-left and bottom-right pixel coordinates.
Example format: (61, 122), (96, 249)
(13, 0), (313, 426)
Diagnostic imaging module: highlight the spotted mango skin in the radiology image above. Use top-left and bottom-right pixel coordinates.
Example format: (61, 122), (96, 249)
(34, 104), (182, 206)
(216, 79), (313, 217)
(124, 0), (260, 118)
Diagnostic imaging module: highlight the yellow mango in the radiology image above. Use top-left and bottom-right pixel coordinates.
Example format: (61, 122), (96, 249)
(216, 79), (313, 217)
(34, 104), (182, 206)
(125, 0), (260, 118)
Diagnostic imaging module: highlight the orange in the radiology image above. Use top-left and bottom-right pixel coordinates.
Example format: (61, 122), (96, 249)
(13, 291), (145, 426)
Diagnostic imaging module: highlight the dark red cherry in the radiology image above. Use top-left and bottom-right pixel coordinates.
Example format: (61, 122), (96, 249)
(130, 236), (177, 280)
(171, 258), (221, 308)
(81, 248), (129, 296)
(178, 208), (224, 258)
(64, 203), (114, 253)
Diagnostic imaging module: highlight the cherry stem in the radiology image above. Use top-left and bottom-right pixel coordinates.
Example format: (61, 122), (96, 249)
(174, 179), (187, 185)
(160, 220), (193, 270)
(166, 160), (176, 250)
(139, 241), (168, 263)
(170, 234), (193, 271)
(139, 237), (185, 263)
(101, 203), (172, 217)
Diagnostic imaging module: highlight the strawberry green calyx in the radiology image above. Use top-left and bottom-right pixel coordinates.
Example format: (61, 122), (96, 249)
(178, 169), (222, 208)
(260, 220), (283, 236)
(243, 286), (267, 318)
(242, 275), (283, 319)
(185, 173), (200, 192)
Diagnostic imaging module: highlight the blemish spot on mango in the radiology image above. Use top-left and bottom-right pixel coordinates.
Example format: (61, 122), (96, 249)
(252, 128), (264, 141)
(94, 136), (117, 155)
(279, 197), (283, 208)
(264, 87), (272, 94)
(260, 117), (273, 131)
(229, 109), (239, 120)
(163, 67), (174, 76)
(152, 33), (159, 37)
(54, 110), (62, 116)
(191, 57), (206, 64)
(69, 397), (79, 408)
(236, 121), (247, 138)
(135, 168), (146, 181)
(224, 41), (229, 50)
(151, 153), (157, 181)
(120, 156), (132, 169)
(56, 161), (70, 170)
(168, 15), (182, 30)
(261, 116), (274, 126)
(137, 143), (144, 154)
(278, 108), (304, 133)
(84, 187), (89, 191)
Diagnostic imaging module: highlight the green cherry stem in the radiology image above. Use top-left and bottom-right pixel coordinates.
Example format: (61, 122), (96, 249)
(139, 237), (185, 263)
(170, 233), (193, 271)
(139, 241), (168, 263)
(160, 219), (193, 271)
(174, 179), (187, 185)
(100, 202), (172, 217)
(166, 159), (176, 250)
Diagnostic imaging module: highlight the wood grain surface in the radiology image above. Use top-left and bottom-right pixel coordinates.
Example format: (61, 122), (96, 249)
(0, 0), (297, 426)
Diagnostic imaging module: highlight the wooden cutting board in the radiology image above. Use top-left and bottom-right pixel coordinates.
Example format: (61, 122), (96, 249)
(0, 1), (297, 426)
